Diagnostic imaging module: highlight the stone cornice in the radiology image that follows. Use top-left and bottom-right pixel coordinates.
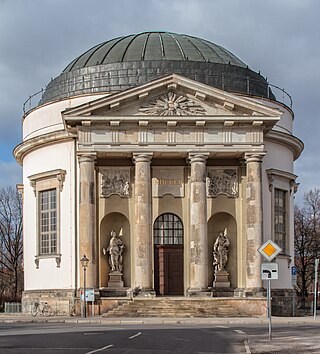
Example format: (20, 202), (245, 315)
(265, 130), (304, 160)
(13, 131), (75, 165)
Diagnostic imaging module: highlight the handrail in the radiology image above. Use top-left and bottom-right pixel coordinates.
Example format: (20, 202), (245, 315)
(268, 83), (293, 109)
(22, 74), (293, 115)
(23, 88), (44, 114)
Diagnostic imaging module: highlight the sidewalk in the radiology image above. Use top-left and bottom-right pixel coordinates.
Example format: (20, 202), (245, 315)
(1, 312), (320, 325)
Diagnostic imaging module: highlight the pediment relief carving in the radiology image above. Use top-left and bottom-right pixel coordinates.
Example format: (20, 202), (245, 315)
(139, 91), (206, 116)
(87, 91), (267, 118)
(63, 74), (282, 123)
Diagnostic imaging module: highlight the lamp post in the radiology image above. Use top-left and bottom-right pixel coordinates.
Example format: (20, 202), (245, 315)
(80, 254), (89, 318)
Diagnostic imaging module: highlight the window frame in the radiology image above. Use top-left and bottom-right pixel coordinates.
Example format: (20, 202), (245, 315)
(28, 169), (66, 268)
(267, 168), (297, 256)
(154, 213), (184, 245)
(274, 187), (287, 253)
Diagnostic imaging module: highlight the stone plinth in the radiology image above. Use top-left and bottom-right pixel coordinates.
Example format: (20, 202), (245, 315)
(107, 271), (124, 288)
(213, 270), (230, 288)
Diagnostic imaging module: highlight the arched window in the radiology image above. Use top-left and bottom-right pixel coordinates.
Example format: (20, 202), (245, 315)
(154, 213), (183, 245)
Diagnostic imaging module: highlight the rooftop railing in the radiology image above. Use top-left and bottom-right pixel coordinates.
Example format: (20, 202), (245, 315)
(23, 73), (292, 115)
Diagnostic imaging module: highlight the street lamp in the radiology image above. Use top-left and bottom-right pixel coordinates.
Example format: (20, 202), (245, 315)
(80, 254), (89, 318)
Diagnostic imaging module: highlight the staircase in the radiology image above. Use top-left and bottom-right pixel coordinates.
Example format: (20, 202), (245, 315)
(102, 298), (253, 318)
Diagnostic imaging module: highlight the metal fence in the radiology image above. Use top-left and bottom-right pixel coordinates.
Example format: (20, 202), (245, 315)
(22, 73), (292, 115)
(4, 302), (22, 313)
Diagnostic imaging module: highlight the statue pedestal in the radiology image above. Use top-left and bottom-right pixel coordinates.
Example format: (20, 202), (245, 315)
(213, 270), (230, 288)
(107, 271), (124, 288)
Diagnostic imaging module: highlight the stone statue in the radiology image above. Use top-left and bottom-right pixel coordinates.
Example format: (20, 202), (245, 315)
(213, 228), (230, 273)
(103, 230), (125, 273)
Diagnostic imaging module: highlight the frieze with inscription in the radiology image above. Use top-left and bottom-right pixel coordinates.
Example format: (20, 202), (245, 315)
(152, 167), (185, 198)
(207, 168), (238, 198)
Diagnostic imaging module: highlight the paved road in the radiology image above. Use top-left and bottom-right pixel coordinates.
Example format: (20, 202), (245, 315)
(0, 322), (248, 353)
(0, 317), (320, 353)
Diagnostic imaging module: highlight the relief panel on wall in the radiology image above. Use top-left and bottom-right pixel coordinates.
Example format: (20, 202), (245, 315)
(207, 167), (238, 198)
(100, 167), (131, 198)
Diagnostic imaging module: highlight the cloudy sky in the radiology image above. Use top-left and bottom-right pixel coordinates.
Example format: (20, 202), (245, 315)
(0, 0), (319, 203)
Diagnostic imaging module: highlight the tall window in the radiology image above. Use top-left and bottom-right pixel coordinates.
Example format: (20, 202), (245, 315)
(154, 213), (183, 245)
(39, 189), (57, 255)
(29, 169), (66, 268)
(274, 188), (287, 252)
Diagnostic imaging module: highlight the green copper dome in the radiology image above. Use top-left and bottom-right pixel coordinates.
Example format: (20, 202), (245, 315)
(39, 31), (273, 105)
(63, 32), (247, 71)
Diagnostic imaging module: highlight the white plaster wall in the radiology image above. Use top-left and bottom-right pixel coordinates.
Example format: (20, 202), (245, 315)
(23, 140), (76, 290)
(262, 139), (295, 289)
(245, 96), (293, 134)
(23, 95), (106, 140)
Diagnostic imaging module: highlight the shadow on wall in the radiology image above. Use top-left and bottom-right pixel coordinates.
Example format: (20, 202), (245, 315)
(208, 212), (237, 288)
(99, 212), (130, 287)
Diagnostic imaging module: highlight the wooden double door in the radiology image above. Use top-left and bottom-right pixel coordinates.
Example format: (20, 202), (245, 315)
(154, 245), (184, 295)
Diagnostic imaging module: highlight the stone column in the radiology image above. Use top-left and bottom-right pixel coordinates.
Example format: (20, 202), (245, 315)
(245, 152), (265, 291)
(78, 153), (97, 289)
(133, 153), (154, 295)
(187, 153), (209, 296)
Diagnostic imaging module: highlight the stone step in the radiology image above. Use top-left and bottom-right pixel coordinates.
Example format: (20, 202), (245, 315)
(103, 299), (244, 318)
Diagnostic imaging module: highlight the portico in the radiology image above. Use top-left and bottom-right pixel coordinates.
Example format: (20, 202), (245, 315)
(63, 74), (279, 299)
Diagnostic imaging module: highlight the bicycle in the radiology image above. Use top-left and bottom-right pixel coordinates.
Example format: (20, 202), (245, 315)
(31, 301), (52, 317)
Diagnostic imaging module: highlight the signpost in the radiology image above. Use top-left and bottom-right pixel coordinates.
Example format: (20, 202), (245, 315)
(80, 288), (95, 317)
(314, 259), (319, 320)
(258, 239), (282, 340)
(291, 266), (297, 317)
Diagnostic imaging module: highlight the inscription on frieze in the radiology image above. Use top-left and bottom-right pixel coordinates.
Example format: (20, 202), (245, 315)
(152, 167), (184, 197)
(207, 168), (238, 198)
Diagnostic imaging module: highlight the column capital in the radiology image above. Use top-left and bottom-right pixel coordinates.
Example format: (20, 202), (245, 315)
(133, 152), (153, 164)
(188, 152), (209, 164)
(244, 152), (265, 163)
(77, 152), (97, 164)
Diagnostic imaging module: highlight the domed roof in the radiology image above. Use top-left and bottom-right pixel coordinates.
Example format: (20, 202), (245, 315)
(39, 31), (273, 105)
(63, 32), (246, 72)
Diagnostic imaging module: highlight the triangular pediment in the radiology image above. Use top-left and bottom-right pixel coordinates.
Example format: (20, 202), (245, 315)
(63, 74), (282, 125)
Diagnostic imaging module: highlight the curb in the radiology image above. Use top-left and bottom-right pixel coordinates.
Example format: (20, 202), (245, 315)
(0, 315), (319, 325)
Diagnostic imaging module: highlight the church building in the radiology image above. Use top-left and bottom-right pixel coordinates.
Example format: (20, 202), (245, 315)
(14, 32), (303, 316)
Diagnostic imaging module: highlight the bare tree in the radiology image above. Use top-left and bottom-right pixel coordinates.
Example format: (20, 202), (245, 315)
(0, 187), (23, 302)
(294, 188), (320, 306)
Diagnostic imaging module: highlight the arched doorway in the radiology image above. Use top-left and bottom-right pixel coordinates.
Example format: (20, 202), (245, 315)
(153, 213), (184, 295)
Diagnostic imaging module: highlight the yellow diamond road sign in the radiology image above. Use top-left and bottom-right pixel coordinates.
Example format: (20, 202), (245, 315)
(258, 239), (282, 261)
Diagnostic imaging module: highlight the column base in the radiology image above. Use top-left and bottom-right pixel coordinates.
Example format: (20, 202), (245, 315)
(234, 287), (266, 298)
(186, 287), (211, 297)
(132, 287), (156, 298)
